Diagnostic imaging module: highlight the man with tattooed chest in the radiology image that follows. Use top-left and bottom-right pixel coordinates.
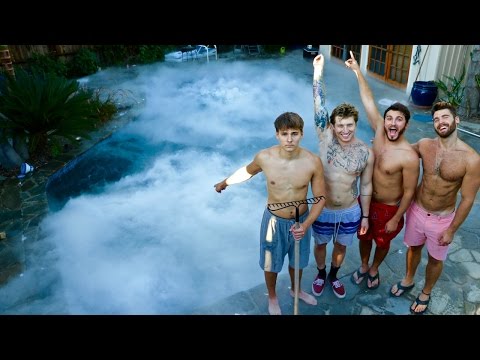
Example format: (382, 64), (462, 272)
(345, 52), (420, 292)
(310, 54), (374, 299)
(393, 102), (480, 314)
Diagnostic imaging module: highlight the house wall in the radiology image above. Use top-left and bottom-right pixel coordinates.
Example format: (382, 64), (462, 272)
(405, 45), (441, 95)
(318, 44), (474, 97)
(435, 45), (473, 84)
(319, 45), (330, 59)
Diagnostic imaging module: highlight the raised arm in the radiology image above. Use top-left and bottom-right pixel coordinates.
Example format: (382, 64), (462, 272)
(214, 154), (262, 193)
(385, 152), (420, 233)
(345, 51), (383, 132)
(358, 147), (375, 235)
(313, 54), (329, 135)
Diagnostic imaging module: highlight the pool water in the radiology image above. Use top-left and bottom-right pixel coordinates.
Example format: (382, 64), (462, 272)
(39, 53), (326, 314)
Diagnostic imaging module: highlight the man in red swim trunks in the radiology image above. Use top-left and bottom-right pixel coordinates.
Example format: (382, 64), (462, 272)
(346, 52), (420, 290)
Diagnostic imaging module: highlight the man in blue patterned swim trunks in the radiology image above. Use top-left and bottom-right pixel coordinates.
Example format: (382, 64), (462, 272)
(310, 54), (374, 299)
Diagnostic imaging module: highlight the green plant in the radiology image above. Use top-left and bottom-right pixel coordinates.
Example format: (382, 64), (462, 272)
(93, 45), (177, 67)
(27, 53), (68, 78)
(89, 90), (118, 123)
(94, 45), (137, 67)
(0, 70), (98, 157)
(67, 48), (99, 78)
(475, 73), (480, 88)
(136, 45), (165, 64)
(48, 137), (63, 157)
(263, 45), (285, 54)
(434, 67), (466, 107)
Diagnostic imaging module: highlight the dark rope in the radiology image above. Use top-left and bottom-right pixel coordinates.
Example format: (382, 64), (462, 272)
(413, 45), (421, 65)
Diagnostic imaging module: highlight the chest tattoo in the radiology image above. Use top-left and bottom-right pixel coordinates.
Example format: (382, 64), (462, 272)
(326, 138), (368, 174)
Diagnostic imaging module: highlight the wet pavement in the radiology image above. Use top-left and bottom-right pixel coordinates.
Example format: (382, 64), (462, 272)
(1, 49), (479, 315)
(192, 51), (480, 316)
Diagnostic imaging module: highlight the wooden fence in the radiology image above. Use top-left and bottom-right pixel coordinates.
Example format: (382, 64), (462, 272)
(6, 45), (93, 64)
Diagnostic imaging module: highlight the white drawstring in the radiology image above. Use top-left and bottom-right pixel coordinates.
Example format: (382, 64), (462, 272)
(332, 211), (343, 243)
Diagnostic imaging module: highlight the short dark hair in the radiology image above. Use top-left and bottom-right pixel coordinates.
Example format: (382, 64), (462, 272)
(329, 103), (358, 125)
(384, 102), (411, 123)
(274, 112), (304, 132)
(431, 101), (457, 118)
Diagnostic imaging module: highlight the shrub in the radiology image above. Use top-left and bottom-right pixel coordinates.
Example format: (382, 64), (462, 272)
(27, 53), (68, 77)
(263, 45), (285, 54)
(136, 45), (165, 64)
(67, 48), (99, 78)
(89, 89), (118, 123)
(94, 45), (137, 67)
(0, 70), (98, 156)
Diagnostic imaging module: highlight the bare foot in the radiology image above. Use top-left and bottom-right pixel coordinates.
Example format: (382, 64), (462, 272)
(290, 290), (317, 305)
(268, 298), (281, 315)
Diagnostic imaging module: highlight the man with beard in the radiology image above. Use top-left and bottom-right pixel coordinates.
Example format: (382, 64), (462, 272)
(393, 101), (480, 314)
(345, 52), (419, 290)
(310, 54), (374, 300)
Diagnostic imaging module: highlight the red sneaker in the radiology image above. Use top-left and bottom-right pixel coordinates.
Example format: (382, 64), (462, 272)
(330, 278), (346, 299)
(312, 275), (326, 296)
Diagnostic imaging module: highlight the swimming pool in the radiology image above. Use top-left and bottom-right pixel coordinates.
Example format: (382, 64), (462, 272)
(37, 53), (327, 314)
(7, 50), (433, 314)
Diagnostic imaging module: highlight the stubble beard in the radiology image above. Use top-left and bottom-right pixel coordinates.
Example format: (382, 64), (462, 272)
(435, 122), (456, 138)
(384, 127), (406, 142)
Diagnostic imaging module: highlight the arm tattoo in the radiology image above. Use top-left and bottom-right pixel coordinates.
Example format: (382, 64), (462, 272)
(313, 78), (329, 131)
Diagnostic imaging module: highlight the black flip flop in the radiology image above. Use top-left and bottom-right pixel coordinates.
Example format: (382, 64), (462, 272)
(410, 290), (431, 315)
(366, 272), (380, 290)
(350, 268), (368, 285)
(390, 281), (415, 297)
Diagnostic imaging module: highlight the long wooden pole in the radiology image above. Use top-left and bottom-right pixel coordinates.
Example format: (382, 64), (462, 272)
(293, 207), (300, 315)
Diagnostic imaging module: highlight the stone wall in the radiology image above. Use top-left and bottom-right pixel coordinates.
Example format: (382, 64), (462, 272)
(460, 45), (480, 122)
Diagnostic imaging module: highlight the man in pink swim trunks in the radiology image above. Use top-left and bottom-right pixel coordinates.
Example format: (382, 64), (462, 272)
(396, 101), (480, 314)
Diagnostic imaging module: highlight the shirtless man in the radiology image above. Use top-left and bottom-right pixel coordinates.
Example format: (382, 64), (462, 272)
(214, 112), (326, 315)
(392, 101), (480, 314)
(345, 51), (419, 290)
(310, 54), (374, 299)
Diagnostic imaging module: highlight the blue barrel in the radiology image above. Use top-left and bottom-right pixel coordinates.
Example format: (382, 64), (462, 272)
(411, 81), (438, 107)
